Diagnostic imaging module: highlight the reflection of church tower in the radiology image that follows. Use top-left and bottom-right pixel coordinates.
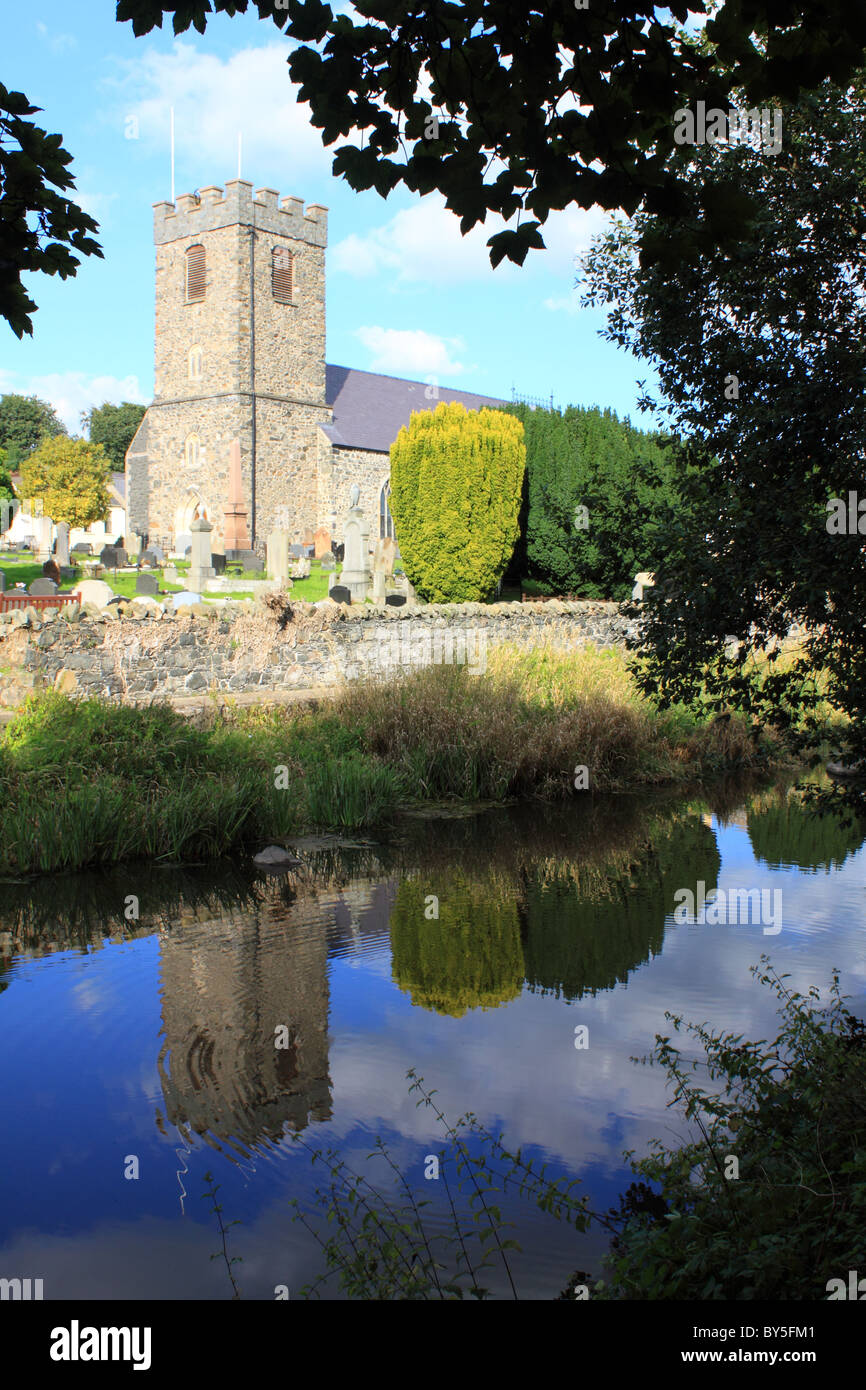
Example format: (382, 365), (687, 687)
(156, 881), (332, 1156)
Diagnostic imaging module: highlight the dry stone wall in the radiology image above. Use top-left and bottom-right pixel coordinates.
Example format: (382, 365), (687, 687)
(0, 598), (637, 707)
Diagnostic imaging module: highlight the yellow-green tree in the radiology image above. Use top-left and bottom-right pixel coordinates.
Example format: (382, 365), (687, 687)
(19, 436), (111, 529)
(389, 401), (525, 602)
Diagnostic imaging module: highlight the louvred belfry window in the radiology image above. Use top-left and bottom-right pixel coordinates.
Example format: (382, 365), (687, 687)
(185, 245), (206, 302)
(272, 246), (293, 303)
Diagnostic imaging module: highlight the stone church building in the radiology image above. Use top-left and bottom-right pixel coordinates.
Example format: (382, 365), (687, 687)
(125, 179), (504, 553)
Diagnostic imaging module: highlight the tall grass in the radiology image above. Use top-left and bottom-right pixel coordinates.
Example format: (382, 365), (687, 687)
(0, 645), (794, 875)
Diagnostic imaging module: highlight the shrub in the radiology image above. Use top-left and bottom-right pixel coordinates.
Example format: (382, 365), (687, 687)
(389, 401), (525, 602)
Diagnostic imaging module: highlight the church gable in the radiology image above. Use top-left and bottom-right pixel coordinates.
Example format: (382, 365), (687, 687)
(321, 365), (506, 453)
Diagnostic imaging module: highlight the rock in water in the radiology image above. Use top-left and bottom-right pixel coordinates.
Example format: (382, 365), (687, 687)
(253, 845), (301, 868)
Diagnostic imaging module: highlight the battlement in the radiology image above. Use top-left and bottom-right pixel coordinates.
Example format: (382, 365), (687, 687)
(153, 180), (328, 247)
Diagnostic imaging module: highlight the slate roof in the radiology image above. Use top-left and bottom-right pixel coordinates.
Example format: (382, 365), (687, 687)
(322, 364), (507, 453)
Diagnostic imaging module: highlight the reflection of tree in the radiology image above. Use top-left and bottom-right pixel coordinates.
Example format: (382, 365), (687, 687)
(747, 787), (865, 873)
(521, 817), (721, 1003)
(390, 870), (524, 1018)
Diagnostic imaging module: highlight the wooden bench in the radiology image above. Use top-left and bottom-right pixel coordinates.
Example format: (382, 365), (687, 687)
(0, 591), (82, 613)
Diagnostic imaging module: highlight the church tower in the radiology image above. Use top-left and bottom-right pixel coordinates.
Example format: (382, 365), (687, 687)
(126, 180), (330, 552)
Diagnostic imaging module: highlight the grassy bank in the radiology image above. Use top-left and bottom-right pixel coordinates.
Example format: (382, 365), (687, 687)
(0, 645), (807, 876)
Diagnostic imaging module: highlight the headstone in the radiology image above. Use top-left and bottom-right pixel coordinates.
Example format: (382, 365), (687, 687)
(333, 542), (345, 563)
(302, 529), (314, 547)
(289, 557), (311, 579)
(212, 552), (226, 575)
(42, 559), (61, 586)
(329, 584), (352, 605)
(340, 487), (372, 602)
(135, 572), (159, 595)
(55, 522), (70, 567)
(72, 542), (93, 556)
(373, 537), (397, 577)
(175, 532), (192, 556)
(59, 566), (77, 583)
(632, 571), (655, 601)
(0, 571), (6, 592)
(289, 543), (305, 558)
(126, 532), (142, 560)
(171, 591), (203, 609)
(139, 550), (158, 568)
(114, 548), (128, 569)
(0, 499), (12, 536)
(150, 544), (165, 564)
(188, 517), (215, 592)
(223, 438), (251, 558)
(372, 571), (386, 604)
(100, 546), (119, 568)
(313, 526), (332, 558)
(77, 579), (115, 608)
(385, 594), (406, 607)
(28, 578), (58, 596)
(244, 555), (264, 573)
(267, 530), (291, 586)
(35, 515), (53, 556)
(320, 553), (336, 571)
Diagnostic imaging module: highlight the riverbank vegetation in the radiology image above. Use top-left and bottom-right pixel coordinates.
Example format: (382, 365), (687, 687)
(0, 644), (834, 876)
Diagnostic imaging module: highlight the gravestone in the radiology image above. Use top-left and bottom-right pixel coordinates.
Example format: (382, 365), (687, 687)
(59, 567), (77, 583)
(78, 579), (115, 608)
(289, 543), (305, 558)
(72, 542), (93, 556)
(267, 530), (291, 587)
(223, 438), (250, 559)
(114, 548), (128, 569)
(175, 532), (192, 557)
(171, 591), (203, 609)
(55, 522), (70, 567)
(333, 542), (345, 563)
(126, 532), (142, 560)
(0, 571), (6, 592)
(135, 572), (159, 596)
(373, 537), (397, 577)
(340, 487), (372, 602)
(28, 578), (58, 596)
(372, 571), (386, 604)
(139, 550), (158, 568)
(302, 528), (314, 547)
(290, 557), (311, 579)
(188, 518), (215, 592)
(314, 526), (332, 558)
(100, 546), (119, 568)
(385, 594), (406, 607)
(632, 570), (655, 601)
(244, 555), (264, 573)
(42, 559), (61, 586)
(150, 545), (165, 564)
(329, 584), (352, 605)
(320, 553), (336, 571)
(212, 552), (226, 575)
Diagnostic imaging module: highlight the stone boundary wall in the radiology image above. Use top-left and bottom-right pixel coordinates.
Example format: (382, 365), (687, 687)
(0, 598), (637, 707)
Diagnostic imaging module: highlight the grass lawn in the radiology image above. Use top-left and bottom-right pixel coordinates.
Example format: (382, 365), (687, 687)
(0, 554), (341, 604)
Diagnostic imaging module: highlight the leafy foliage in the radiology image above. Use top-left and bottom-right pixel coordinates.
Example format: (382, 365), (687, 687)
(18, 435), (112, 528)
(389, 401), (524, 602)
(82, 401), (146, 469)
(507, 402), (679, 600)
(115, 1), (866, 269)
(0, 84), (102, 337)
(580, 74), (866, 790)
(0, 394), (66, 467)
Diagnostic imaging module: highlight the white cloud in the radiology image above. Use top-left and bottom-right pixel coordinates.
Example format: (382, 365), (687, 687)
(103, 42), (337, 192)
(332, 193), (612, 288)
(354, 326), (468, 377)
(36, 21), (77, 55)
(0, 371), (148, 435)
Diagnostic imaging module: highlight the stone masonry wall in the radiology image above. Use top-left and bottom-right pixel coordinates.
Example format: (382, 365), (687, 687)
(0, 599), (636, 707)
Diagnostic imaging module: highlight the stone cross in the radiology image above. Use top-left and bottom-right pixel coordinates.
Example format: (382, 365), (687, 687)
(340, 489), (372, 602)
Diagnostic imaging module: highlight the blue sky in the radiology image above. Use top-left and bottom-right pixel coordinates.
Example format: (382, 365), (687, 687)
(1, 1), (659, 433)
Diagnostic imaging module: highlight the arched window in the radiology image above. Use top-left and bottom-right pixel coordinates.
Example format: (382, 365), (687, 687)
(185, 434), (200, 470)
(272, 245), (293, 303)
(188, 345), (203, 380)
(185, 245), (206, 302)
(379, 480), (395, 540)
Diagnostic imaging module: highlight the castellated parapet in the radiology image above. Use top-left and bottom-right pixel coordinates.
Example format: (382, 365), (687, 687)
(153, 180), (328, 246)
